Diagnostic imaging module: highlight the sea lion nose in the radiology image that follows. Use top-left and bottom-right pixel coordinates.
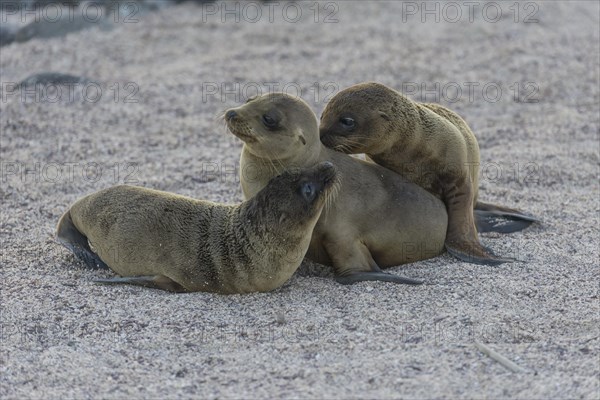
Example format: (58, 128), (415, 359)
(318, 161), (337, 180)
(225, 110), (237, 121)
(321, 161), (334, 170)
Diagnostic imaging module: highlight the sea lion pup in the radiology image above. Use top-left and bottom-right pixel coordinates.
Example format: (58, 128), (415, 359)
(224, 92), (448, 285)
(55, 162), (338, 294)
(319, 82), (538, 265)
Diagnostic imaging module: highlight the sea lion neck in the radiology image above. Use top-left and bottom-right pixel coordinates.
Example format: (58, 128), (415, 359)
(241, 138), (322, 170)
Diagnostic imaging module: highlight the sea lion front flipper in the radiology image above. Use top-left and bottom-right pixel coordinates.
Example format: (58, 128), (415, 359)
(94, 275), (187, 293)
(335, 272), (423, 285)
(325, 240), (424, 285)
(474, 201), (539, 233)
(444, 180), (515, 265)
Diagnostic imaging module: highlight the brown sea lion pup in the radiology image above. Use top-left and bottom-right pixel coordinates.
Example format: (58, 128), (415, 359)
(224, 92), (448, 285)
(55, 162), (339, 294)
(319, 82), (538, 265)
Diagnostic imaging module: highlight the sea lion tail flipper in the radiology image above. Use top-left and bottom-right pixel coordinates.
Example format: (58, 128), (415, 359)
(445, 243), (516, 266)
(474, 202), (539, 234)
(335, 272), (423, 285)
(94, 275), (187, 293)
(56, 210), (108, 269)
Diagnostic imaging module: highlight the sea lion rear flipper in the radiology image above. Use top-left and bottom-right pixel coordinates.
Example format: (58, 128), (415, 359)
(474, 201), (539, 234)
(336, 272), (423, 285)
(56, 210), (108, 269)
(445, 243), (515, 266)
(475, 211), (535, 234)
(94, 275), (187, 293)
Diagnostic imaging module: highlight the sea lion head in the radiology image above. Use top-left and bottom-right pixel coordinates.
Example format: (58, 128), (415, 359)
(247, 161), (339, 232)
(319, 82), (396, 155)
(224, 92), (318, 160)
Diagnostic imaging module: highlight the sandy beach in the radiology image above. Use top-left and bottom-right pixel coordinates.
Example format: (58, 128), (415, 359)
(1, 1), (598, 398)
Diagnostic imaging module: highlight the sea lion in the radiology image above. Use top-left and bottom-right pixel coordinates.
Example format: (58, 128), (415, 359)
(319, 82), (538, 265)
(224, 92), (448, 285)
(55, 162), (338, 294)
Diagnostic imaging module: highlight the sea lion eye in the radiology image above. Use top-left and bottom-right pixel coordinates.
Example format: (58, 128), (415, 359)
(262, 114), (277, 128)
(340, 117), (355, 129)
(300, 182), (316, 202)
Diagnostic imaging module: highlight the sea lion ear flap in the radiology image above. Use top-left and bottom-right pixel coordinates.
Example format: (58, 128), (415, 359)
(298, 134), (307, 145)
(279, 213), (288, 225)
(379, 111), (391, 121)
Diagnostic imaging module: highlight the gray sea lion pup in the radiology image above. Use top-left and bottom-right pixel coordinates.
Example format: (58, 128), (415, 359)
(319, 82), (538, 265)
(56, 162), (338, 294)
(224, 92), (448, 285)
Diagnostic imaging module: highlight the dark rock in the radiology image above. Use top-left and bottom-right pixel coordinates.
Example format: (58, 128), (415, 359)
(18, 72), (91, 87)
(15, 13), (112, 43)
(0, 25), (16, 46)
(173, 0), (214, 4)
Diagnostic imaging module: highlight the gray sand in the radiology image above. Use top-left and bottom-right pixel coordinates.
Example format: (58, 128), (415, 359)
(1, 1), (598, 398)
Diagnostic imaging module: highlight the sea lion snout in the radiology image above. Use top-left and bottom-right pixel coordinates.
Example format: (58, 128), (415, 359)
(286, 162), (339, 211)
(307, 161), (339, 208)
(318, 160), (335, 172)
(225, 110), (237, 121)
(315, 161), (338, 187)
(223, 107), (258, 143)
(319, 130), (335, 147)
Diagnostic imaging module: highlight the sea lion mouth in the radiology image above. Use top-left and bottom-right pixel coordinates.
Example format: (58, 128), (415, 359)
(320, 133), (353, 154)
(319, 132), (334, 147)
(225, 119), (258, 143)
(232, 130), (257, 142)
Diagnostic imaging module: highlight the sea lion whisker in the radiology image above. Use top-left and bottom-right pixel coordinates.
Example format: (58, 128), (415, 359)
(266, 148), (285, 173)
(324, 178), (341, 213)
(215, 108), (228, 121)
(262, 148), (279, 175)
(340, 138), (365, 146)
(264, 147), (288, 176)
(335, 143), (354, 153)
(334, 137), (370, 151)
